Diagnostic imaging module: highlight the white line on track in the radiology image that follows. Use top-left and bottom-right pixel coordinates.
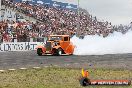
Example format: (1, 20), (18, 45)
(8, 69), (16, 71)
(20, 68), (27, 70)
(1, 66), (54, 71)
(0, 70), (5, 72)
(33, 67), (41, 69)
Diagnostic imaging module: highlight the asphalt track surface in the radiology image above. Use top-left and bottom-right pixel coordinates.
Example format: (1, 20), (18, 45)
(0, 51), (132, 70)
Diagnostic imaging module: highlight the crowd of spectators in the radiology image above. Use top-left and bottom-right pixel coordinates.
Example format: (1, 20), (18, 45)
(0, 20), (42, 42)
(1, 0), (132, 43)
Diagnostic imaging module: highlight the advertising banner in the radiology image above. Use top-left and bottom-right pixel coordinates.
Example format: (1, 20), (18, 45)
(0, 42), (44, 51)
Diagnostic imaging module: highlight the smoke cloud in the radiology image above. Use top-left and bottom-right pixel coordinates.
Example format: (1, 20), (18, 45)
(71, 31), (132, 55)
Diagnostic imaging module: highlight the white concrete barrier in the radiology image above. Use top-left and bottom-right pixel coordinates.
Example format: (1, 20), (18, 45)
(0, 42), (44, 51)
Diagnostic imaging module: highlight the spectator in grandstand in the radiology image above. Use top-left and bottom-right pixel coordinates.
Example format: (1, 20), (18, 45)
(1, 0), (132, 43)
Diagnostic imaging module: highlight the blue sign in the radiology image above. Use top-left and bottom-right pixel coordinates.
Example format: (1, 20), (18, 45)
(15, 0), (77, 11)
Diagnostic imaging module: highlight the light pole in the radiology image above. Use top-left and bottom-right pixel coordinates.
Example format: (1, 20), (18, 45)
(0, 0), (1, 21)
(77, 0), (80, 37)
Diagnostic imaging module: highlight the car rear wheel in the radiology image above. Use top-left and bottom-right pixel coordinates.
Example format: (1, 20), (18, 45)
(57, 48), (62, 56)
(37, 48), (42, 56)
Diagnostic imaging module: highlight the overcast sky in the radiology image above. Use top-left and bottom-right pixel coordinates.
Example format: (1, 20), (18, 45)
(53, 0), (132, 25)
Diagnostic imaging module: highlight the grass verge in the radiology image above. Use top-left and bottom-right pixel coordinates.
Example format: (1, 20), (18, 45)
(0, 67), (132, 88)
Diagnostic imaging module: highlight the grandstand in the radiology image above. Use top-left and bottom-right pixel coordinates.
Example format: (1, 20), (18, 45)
(0, 0), (132, 43)
(15, 0), (78, 10)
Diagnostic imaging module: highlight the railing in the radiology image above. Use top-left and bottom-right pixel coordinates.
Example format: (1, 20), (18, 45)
(0, 37), (48, 43)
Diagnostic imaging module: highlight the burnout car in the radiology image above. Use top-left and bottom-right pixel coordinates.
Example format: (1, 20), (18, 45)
(36, 35), (75, 56)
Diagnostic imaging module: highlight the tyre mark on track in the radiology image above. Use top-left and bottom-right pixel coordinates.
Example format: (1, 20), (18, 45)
(0, 51), (132, 69)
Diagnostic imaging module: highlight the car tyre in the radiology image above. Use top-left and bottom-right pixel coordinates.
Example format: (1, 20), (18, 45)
(57, 48), (62, 56)
(37, 48), (42, 56)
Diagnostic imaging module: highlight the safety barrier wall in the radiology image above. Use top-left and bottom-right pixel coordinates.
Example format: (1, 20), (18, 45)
(0, 42), (44, 51)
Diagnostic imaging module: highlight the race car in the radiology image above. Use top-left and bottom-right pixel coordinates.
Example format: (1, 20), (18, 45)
(36, 35), (75, 56)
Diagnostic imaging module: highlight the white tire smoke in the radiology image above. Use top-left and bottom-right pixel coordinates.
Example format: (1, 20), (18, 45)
(71, 31), (132, 55)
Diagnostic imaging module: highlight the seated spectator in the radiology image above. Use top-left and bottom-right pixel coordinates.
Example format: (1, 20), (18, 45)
(1, 0), (132, 43)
